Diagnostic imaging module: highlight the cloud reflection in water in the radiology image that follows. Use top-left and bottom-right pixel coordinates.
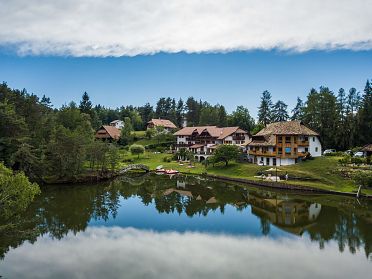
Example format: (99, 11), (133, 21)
(0, 226), (368, 279)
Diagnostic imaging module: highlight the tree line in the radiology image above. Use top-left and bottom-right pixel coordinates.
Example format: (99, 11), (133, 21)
(1, 79), (371, 181)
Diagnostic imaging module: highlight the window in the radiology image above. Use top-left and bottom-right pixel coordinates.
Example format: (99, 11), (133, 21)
(278, 137), (282, 143)
(278, 148), (283, 154)
(285, 136), (291, 143)
(313, 137), (315, 142)
(315, 147), (318, 152)
(273, 158), (277, 166)
(285, 147), (291, 154)
(273, 147), (276, 152)
(305, 136), (308, 141)
(294, 136), (297, 143)
(266, 158), (270, 165)
(305, 147), (309, 152)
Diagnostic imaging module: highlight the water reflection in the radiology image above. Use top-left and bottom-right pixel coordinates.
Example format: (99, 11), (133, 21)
(1, 227), (370, 279)
(1, 174), (372, 264)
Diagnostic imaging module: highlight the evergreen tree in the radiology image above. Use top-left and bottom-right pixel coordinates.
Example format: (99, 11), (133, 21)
(358, 80), (372, 145)
(138, 102), (154, 126)
(186, 97), (200, 126)
(79, 92), (92, 115)
(258, 90), (273, 125)
(291, 97), (304, 121)
(176, 98), (184, 127)
(272, 100), (289, 122)
(228, 106), (255, 132)
(335, 88), (348, 149)
(217, 105), (228, 127)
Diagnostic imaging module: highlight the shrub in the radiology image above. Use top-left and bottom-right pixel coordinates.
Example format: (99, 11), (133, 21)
(351, 157), (366, 165)
(353, 171), (372, 188)
(163, 156), (172, 163)
(339, 155), (351, 166)
(129, 144), (145, 158)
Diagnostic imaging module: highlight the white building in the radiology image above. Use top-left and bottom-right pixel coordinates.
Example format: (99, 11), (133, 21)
(110, 120), (124, 129)
(174, 126), (250, 162)
(246, 121), (322, 166)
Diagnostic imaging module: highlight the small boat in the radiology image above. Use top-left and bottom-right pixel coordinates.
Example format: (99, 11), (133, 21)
(165, 169), (179, 175)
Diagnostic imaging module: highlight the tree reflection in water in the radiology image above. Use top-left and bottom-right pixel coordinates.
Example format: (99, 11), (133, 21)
(1, 173), (372, 260)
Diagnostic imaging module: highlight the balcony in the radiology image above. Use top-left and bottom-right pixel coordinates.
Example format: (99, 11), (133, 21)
(297, 141), (309, 146)
(249, 150), (276, 157)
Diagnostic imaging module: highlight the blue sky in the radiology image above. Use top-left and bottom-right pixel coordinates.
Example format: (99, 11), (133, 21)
(1, 1), (371, 118)
(1, 50), (371, 117)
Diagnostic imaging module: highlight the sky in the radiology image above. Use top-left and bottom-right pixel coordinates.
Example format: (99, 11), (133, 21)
(0, 0), (372, 117)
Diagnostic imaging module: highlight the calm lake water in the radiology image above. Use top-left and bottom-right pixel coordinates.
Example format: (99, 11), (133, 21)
(1, 174), (371, 278)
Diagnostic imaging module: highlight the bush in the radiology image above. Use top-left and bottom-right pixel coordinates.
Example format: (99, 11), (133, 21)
(353, 171), (372, 188)
(351, 157), (366, 165)
(339, 155), (351, 166)
(163, 156), (172, 163)
(129, 144), (145, 158)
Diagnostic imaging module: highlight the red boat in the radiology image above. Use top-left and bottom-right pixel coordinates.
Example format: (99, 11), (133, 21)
(165, 169), (179, 175)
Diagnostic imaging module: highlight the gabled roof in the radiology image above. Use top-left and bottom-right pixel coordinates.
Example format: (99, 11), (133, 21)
(255, 121), (319, 136)
(148, 118), (177, 129)
(246, 135), (276, 146)
(174, 126), (248, 139)
(96, 125), (121, 140)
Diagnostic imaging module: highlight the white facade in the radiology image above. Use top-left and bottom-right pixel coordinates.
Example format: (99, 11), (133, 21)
(309, 136), (322, 157)
(110, 120), (124, 129)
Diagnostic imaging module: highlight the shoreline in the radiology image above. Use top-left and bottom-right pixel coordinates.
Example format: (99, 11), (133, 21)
(204, 173), (372, 199)
(42, 168), (372, 199)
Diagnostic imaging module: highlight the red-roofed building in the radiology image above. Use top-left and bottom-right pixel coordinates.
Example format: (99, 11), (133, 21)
(147, 118), (177, 132)
(95, 125), (121, 141)
(174, 126), (250, 161)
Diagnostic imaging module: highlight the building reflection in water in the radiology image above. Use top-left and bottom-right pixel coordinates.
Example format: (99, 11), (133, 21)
(1, 174), (372, 261)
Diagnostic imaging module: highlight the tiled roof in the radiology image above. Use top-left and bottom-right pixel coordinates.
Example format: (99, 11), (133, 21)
(174, 126), (247, 139)
(246, 121), (318, 147)
(96, 125), (121, 140)
(148, 119), (177, 129)
(246, 135), (276, 146)
(255, 121), (319, 136)
(362, 144), (372, 152)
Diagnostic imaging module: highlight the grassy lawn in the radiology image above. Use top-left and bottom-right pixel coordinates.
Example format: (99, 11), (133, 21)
(118, 151), (371, 195)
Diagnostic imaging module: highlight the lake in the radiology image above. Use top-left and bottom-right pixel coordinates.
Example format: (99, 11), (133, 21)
(1, 174), (371, 278)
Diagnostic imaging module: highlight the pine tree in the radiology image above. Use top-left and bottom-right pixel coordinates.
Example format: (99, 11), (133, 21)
(272, 100), (289, 122)
(291, 97), (304, 121)
(358, 80), (372, 145)
(258, 90), (273, 125)
(79, 92), (92, 115)
(176, 98), (184, 127)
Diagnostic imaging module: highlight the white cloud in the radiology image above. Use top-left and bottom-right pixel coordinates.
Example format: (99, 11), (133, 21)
(0, 227), (369, 279)
(0, 0), (371, 56)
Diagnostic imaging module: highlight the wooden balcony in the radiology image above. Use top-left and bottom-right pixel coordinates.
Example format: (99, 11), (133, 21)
(249, 150), (276, 157)
(297, 141), (309, 146)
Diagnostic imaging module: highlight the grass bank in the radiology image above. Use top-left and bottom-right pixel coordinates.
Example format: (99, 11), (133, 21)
(121, 151), (372, 195)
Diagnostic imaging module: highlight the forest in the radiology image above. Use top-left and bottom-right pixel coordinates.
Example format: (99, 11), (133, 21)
(0, 80), (371, 184)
